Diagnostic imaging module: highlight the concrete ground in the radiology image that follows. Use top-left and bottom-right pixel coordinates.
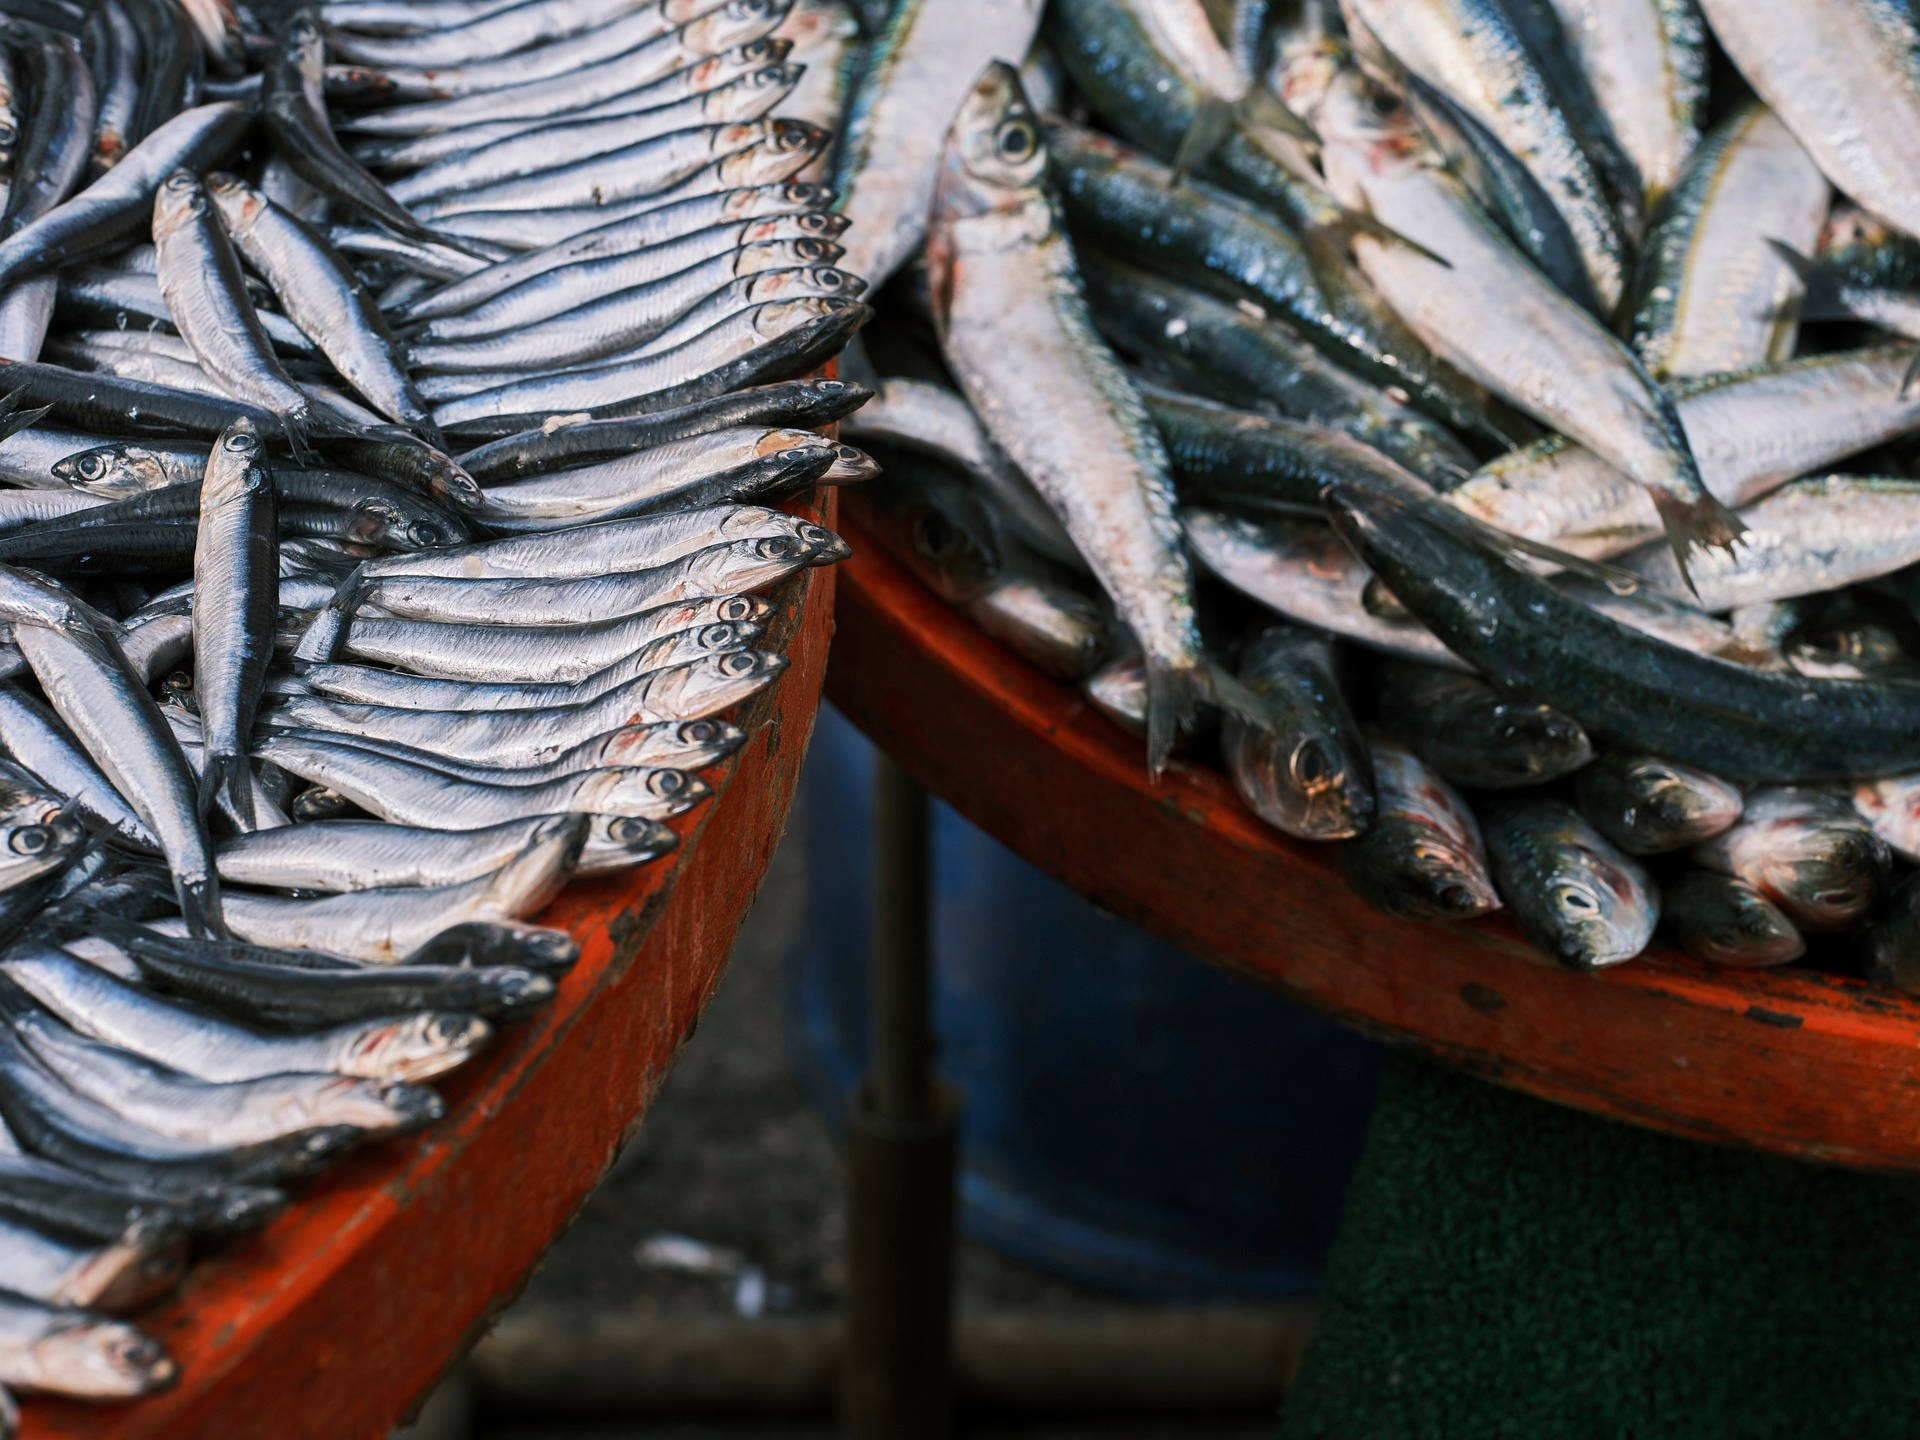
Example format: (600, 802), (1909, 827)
(423, 791), (1288, 1439)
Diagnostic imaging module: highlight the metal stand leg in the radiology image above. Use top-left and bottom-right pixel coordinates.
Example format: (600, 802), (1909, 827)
(841, 756), (958, 1440)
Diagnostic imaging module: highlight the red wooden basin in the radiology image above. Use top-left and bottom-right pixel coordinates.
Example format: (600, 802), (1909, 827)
(827, 500), (1920, 1172)
(21, 493), (838, 1440)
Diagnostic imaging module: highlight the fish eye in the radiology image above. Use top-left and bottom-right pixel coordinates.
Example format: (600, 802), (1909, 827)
(1558, 886), (1600, 915)
(408, 520), (446, 547)
(610, 817), (653, 845)
(717, 598), (754, 621)
(1369, 90), (1402, 119)
(75, 455), (105, 479)
(757, 536), (799, 560)
(225, 432), (256, 451)
(717, 651), (759, 677)
(0, 126), (15, 146)
(995, 119), (1038, 162)
(10, 826), (48, 856)
(698, 622), (738, 647)
(914, 510), (958, 559)
(652, 771), (686, 796)
(797, 524), (834, 546)
(794, 238), (829, 261)
(681, 721), (718, 742)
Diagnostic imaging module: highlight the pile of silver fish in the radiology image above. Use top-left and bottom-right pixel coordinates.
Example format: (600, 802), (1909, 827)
(0, 0), (874, 1417)
(835, 0), (1920, 987)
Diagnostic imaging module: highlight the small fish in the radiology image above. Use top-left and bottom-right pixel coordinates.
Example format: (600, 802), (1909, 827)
(1339, 736), (1499, 920)
(1377, 658), (1592, 790)
(1663, 870), (1804, 968)
(928, 64), (1212, 774)
(1480, 796), (1658, 969)
(0, 1290), (173, 1398)
(1693, 786), (1890, 931)
(1575, 752), (1743, 855)
(1223, 624), (1373, 841)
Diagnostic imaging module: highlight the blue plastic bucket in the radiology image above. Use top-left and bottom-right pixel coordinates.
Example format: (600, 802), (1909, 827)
(783, 705), (1385, 1299)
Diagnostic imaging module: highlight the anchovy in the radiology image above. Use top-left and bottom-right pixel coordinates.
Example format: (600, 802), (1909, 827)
(1296, 58), (1736, 575)
(1575, 752), (1743, 855)
(3, 24), (96, 238)
(1325, 479), (1920, 781)
(255, 732), (706, 830)
(0, 1290), (173, 1398)
(1223, 624), (1373, 841)
(1693, 786), (1890, 931)
(454, 374), (866, 481)
(342, 593), (768, 682)
(1377, 659), (1593, 790)
(929, 64), (1206, 773)
(962, 566), (1107, 683)
(260, 11), (452, 249)
(266, 649), (787, 767)
(832, 0), (1043, 291)
(151, 172), (315, 448)
(297, 618), (759, 709)
(1338, 0), (1630, 310)
(1664, 870), (1804, 968)
(1480, 796), (1658, 969)
(0, 566), (217, 932)
(430, 296), (864, 428)
(0, 104), (252, 294)
(154, 819), (588, 963)
(190, 417), (277, 827)
(3, 945), (492, 1084)
(336, 0), (795, 138)
(1630, 103), (1829, 379)
(1449, 347), (1920, 558)
(1340, 736), (1500, 920)
(207, 173), (435, 436)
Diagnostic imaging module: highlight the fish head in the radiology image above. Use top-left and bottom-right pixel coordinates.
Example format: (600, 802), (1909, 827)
(363, 1080), (447, 1133)
(697, 41), (792, 94)
(794, 522), (851, 563)
(700, 0), (788, 48)
(205, 171), (267, 233)
(690, 619), (759, 654)
(822, 441), (879, 484)
(1483, 701), (1593, 784)
(675, 647), (787, 714)
(24, 1317), (175, 1399)
(737, 61), (805, 101)
(356, 1011), (492, 1082)
(936, 61), (1045, 222)
(52, 445), (169, 497)
(1229, 718), (1374, 841)
(1755, 819), (1891, 929)
(1674, 876), (1804, 967)
(1354, 819), (1501, 920)
(1282, 51), (1423, 184)
(901, 495), (998, 602)
(591, 766), (710, 819)
(750, 295), (850, 339)
(151, 169), (209, 239)
(778, 180), (835, 210)
(1523, 825), (1656, 968)
(4, 802), (86, 863)
(1615, 758), (1744, 851)
(1854, 776), (1920, 863)
(703, 595), (774, 628)
(587, 813), (680, 863)
(738, 237), (839, 274)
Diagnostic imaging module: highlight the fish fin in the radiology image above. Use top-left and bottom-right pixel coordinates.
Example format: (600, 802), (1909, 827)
(0, 390), (52, 444)
(1142, 657), (1210, 779)
(1170, 98), (1236, 188)
(1444, 504), (1644, 592)
(1764, 236), (1818, 286)
(1902, 345), (1920, 402)
(198, 751), (256, 831)
(1650, 490), (1747, 598)
(1309, 197), (1452, 271)
(174, 873), (225, 942)
(1236, 86), (1320, 146)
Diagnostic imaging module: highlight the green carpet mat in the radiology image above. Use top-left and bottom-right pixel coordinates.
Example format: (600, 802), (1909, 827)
(1277, 1054), (1920, 1439)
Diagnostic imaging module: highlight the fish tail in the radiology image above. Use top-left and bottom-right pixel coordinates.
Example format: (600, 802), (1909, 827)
(199, 751), (257, 832)
(175, 872), (225, 942)
(1142, 656), (1209, 779)
(1170, 98), (1236, 188)
(1651, 489), (1747, 597)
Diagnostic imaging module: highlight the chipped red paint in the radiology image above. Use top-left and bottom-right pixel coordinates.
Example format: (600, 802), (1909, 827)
(829, 498), (1920, 1172)
(20, 492), (837, 1440)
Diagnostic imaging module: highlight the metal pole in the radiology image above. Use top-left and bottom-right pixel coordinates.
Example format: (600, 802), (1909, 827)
(871, 755), (932, 1124)
(841, 754), (957, 1440)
